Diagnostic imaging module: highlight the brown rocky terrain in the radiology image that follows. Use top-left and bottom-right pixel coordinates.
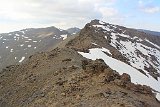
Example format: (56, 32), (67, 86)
(0, 20), (160, 107)
(0, 47), (159, 107)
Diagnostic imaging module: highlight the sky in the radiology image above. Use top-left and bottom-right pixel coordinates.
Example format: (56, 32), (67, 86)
(0, 0), (160, 33)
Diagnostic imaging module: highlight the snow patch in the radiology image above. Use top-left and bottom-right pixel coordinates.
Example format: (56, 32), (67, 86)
(21, 31), (25, 34)
(10, 49), (13, 52)
(15, 34), (19, 36)
(118, 33), (130, 38)
(28, 45), (31, 47)
(0, 36), (3, 39)
(61, 34), (67, 40)
(59, 29), (63, 31)
(20, 44), (24, 47)
(99, 20), (106, 25)
(93, 25), (111, 32)
(105, 36), (107, 39)
(137, 38), (143, 42)
(145, 39), (160, 49)
(133, 36), (138, 39)
(156, 93), (160, 101)
(22, 35), (29, 39)
(19, 57), (25, 63)
(92, 43), (99, 46)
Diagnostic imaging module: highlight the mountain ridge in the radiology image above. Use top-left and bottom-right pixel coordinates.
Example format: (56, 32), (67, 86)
(138, 29), (160, 36)
(66, 19), (160, 100)
(66, 19), (160, 79)
(0, 26), (80, 71)
(1, 47), (160, 107)
(0, 19), (160, 107)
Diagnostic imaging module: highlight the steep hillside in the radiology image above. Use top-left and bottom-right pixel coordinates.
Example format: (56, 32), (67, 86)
(66, 19), (160, 100)
(0, 26), (72, 71)
(0, 47), (160, 107)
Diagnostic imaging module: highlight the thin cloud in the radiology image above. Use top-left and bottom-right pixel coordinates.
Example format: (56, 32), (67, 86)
(138, 0), (160, 14)
(99, 7), (118, 17)
(143, 6), (160, 13)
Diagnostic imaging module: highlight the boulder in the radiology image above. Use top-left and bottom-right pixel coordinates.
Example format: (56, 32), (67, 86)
(82, 59), (108, 74)
(121, 73), (131, 83)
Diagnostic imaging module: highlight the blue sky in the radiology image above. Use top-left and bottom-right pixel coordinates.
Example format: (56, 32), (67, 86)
(0, 0), (160, 33)
(114, 0), (160, 30)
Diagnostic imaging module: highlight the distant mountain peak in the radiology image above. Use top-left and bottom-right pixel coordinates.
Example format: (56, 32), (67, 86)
(0, 26), (71, 71)
(66, 27), (80, 34)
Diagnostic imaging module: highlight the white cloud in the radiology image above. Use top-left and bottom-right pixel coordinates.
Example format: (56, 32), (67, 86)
(0, 0), (119, 33)
(97, 6), (128, 26)
(1, 0), (159, 33)
(143, 7), (160, 13)
(138, 0), (160, 14)
(138, 0), (143, 5)
(99, 7), (118, 17)
(138, 0), (153, 6)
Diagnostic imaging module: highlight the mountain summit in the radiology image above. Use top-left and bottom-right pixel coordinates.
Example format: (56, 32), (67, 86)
(0, 20), (160, 107)
(67, 19), (160, 100)
(67, 19), (160, 80)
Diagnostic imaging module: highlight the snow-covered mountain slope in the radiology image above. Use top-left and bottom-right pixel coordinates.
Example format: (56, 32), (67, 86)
(0, 26), (73, 71)
(67, 19), (160, 101)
